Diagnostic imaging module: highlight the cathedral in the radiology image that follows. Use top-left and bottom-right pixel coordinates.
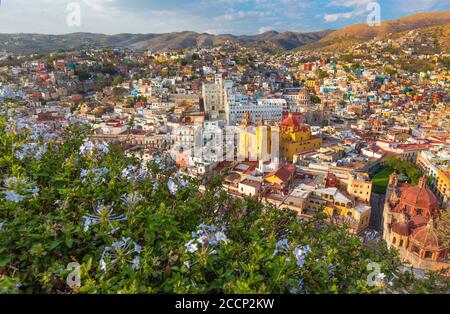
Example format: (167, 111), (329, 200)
(280, 113), (322, 162)
(382, 172), (449, 272)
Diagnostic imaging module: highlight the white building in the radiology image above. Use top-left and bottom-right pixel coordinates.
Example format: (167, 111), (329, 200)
(225, 98), (285, 126)
(202, 75), (232, 120)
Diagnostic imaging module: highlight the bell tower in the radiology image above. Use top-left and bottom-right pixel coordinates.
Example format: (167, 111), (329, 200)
(382, 172), (399, 240)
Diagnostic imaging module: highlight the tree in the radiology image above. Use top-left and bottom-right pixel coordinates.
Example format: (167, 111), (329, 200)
(112, 87), (128, 97)
(191, 53), (200, 61)
(75, 69), (90, 81)
(112, 75), (124, 86)
(315, 69), (328, 79)
(435, 211), (450, 249)
(310, 95), (321, 104)
(385, 66), (396, 76)
(385, 157), (421, 185)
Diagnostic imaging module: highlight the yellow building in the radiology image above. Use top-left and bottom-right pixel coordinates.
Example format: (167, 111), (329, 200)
(297, 182), (371, 234)
(280, 113), (322, 162)
(238, 115), (274, 162)
(437, 169), (450, 206)
(305, 79), (316, 89)
(347, 173), (373, 203)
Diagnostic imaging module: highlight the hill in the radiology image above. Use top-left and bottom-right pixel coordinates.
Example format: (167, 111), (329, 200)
(0, 11), (448, 55)
(299, 10), (450, 52)
(0, 30), (334, 55)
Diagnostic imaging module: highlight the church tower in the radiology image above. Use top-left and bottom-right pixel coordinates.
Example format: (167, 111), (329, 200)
(382, 172), (399, 240)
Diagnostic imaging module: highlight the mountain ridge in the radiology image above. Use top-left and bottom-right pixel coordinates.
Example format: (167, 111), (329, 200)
(0, 30), (334, 55)
(1, 10), (449, 55)
(298, 10), (450, 52)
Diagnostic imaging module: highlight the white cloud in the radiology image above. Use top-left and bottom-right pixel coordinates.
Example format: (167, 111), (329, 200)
(257, 26), (274, 34)
(324, 0), (372, 22)
(328, 0), (372, 7)
(324, 12), (354, 22)
(82, 0), (116, 12)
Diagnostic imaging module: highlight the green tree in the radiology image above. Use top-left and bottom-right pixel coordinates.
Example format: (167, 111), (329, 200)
(435, 211), (450, 249)
(112, 75), (124, 86)
(75, 69), (90, 81)
(310, 95), (321, 104)
(112, 87), (128, 97)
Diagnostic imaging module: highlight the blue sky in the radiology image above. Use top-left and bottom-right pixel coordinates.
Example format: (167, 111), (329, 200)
(0, 0), (449, 35)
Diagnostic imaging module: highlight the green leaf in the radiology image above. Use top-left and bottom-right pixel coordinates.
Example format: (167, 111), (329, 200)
(0, 256), (12, 267)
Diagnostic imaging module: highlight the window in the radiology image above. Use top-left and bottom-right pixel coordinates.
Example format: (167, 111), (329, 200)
(392, 237), (397, 245)
(412, 246), (420, 255)
(399, 239), (404, 247)
(424, 251), (433, 259)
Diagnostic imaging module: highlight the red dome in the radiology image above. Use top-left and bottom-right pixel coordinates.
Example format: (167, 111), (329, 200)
(411, 226), (442, 251)
(281, 114), (300, 127)
(401, 186), (439, 211)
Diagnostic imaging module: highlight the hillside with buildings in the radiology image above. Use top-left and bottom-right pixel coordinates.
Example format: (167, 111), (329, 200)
(299, 11), (450, 52)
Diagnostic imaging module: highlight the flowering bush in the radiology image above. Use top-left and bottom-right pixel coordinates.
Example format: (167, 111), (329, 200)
(0, 110), (448, 294)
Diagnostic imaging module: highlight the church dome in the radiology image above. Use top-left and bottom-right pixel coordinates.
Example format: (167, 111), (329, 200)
(281, 113), (300, 127)
(400, 177), (439, 212)
(411, 224), (442, 251)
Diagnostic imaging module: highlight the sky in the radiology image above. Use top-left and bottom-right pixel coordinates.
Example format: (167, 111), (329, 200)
(0, 0), (449, 35)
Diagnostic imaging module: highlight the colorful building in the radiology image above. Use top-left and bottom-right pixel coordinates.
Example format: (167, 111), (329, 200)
(280, 113), (322, 162)
(238, 114), (278, 162)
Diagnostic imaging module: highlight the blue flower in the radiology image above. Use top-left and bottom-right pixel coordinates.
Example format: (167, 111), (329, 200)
(185, 223), (229, 254)
(273, 238), (290, 256)
(82, 201), (127, 232)
(30, 186), (40, 197)
(96, 142), (109, 155)
(293, 246), (311, 267)
(100, 237), (141, 272)
(4, 190), (24, 203)
(1, 177), (39, 201)
(121, 192), (144, 208)
(80, 139), (109, 157)
(35, 145), (48, 159)
(80, 167), (109, 184)
(215, 231), (229, 244)
(121, 165), (147, 182)
(131, 256), (141, 270)
(15, 143), (47, 160)
(79, 139), (95, 155)
(83, 216), (94, 232)
(168, 178), (178, 195)
(185, 240), (198, 253)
